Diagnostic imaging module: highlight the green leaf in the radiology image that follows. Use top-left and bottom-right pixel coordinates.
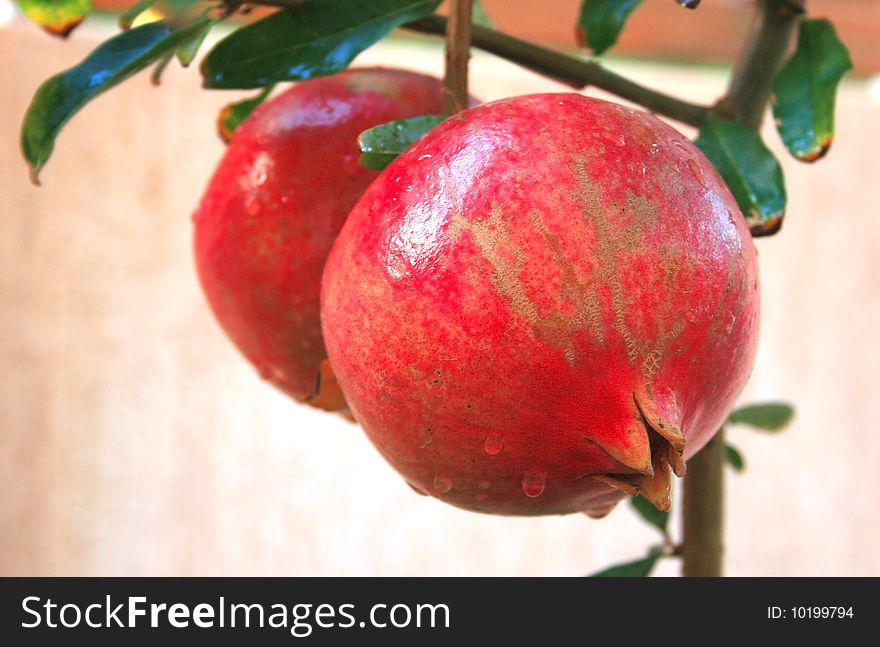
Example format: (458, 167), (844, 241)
(201, 0), (442, 89)
(725, 443), (746, 472)
(629, 495), (668, 534)
(176, 18), (214, 67)
(727, 403), (794, 431)
(358, 114), (446, 170)
(217, 85), (275, 144)
(16, 0), (91, 38)
(772, 18), (853, 162)
(695, 115), (787, 237)
(20, 17), (212, 183)
(472, 0), (495, 29)
(577, 0), (642, 56)
(590, 551), (660, 577)
(118, 0), (155, 30)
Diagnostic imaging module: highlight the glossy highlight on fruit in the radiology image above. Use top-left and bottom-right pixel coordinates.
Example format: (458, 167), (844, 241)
(321, 93), (760, 516)
(193, 68), (446, 410)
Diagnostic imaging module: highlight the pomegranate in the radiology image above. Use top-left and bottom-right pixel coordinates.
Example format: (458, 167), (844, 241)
(321, 93), (759, 516)
(193, 68), (446, 410)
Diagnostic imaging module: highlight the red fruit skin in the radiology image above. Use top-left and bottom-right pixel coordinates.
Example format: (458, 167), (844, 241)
(321, 93), (760, 516)
(193, 68), (446, 407)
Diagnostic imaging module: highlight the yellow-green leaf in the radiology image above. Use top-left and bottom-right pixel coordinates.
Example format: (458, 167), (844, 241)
(217, 85), (275, 144)
(16, 0), (91, 38)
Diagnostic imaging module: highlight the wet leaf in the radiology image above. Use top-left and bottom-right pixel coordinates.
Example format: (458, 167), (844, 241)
(201, 0), (442, 89)
(16, 0), (91, 38)
(577, 0), (642, 56)
(590, 550), (660, 577)
(630, 494), (669, 534)
(727, 403), (794, 431)
(217, 85), (275, 144)
(20, 17), (212, 183)
(772, 19), (852, 162)
(695, 115), (787, 237)
(725, 443), (746, 472)
(358, 114), (446, 170)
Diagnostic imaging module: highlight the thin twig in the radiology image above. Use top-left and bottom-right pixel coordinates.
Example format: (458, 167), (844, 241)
(682, 431), (725, 576)
(404, 16), (710, 128)
(718, 0), (804, 129)
(444, 0), (473, 114)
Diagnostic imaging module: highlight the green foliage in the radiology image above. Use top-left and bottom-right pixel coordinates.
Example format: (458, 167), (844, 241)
(217, 85), (275, 143)
(727, 402), (794, 431)
(772, 19), (853, 162)
(577, 0), (642, 56)
(358, 114), (447, 170)
(176, 18), (214, 68)
(20, 17), (212, 182)
(118, 0), (155, 30)
(695, 115), (787, 237)
(201, 0), (442, 89)
(590, 549), (661, 577)
(629, 495), (668, 535)
(472, 0), (495, 29)
(725, 443), (746, 473)
(16, 0), (90, 38)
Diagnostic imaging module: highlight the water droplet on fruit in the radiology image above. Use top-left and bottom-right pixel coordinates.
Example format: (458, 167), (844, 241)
(521, 469), (547, 498)
(686, 309), (699, 323)
(245, 194), (262, 216)
(342, 152), (361, 178)
(616, 135), (626, 147)
(417, 153), (432, 161)
(483, 436), (503, 455)
(433, 475), (452, 494)
(407, 482), (428, 496)
(650, 143), (660, 157)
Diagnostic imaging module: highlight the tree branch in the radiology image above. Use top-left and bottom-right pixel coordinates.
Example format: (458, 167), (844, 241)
(404, 15), (710, 128)
(719, 0), (804, 129)
(444, 0), (473, 114)
(682, 430), (725, 577)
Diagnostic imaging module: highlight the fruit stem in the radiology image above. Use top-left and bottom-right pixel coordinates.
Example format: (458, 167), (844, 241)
(404, 16), (710, 128)
(681, 429), (725, 576)
(718, 0), (804, 130)
(444, 0), (474, 114)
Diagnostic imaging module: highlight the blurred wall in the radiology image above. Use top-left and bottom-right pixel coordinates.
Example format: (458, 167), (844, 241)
(1, 17), (879, 576)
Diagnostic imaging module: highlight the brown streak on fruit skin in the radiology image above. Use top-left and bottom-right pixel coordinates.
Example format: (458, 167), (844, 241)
(571, 160), (655, 366)
(528, 209), (605, 350)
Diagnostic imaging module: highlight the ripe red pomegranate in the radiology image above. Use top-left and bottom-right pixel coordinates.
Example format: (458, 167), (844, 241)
(193, 68), (446, 410)
(321, 93), (759, 516)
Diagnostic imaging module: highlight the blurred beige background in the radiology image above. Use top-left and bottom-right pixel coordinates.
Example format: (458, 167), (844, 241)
(2, 7), (879, 576)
